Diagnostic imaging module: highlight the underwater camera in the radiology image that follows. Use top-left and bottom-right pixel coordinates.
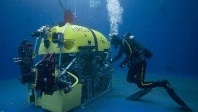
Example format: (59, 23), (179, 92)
(14, 23), (114, 112)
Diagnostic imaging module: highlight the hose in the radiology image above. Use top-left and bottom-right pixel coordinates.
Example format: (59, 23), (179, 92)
(67, 71), (78, 87)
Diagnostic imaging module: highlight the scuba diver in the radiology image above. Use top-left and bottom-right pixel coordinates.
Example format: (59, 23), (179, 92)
(110, 33), (191, 111)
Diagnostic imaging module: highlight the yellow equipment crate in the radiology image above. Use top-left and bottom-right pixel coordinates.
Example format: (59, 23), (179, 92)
(39, 84), (82, 112)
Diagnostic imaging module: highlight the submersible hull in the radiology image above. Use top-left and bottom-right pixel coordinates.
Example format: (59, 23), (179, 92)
(14, 23), (113, 112)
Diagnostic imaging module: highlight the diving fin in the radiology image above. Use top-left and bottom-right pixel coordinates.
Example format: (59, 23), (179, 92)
(166, 86), (192, 111)
(126, 88), (152, 101)
(164, 81), (192, 111)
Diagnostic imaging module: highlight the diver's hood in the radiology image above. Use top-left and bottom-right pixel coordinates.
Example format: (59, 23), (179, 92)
(110, 35), (121, 48)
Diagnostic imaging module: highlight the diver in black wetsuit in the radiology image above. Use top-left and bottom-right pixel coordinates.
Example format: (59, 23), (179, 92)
(110, 33), (191, 111)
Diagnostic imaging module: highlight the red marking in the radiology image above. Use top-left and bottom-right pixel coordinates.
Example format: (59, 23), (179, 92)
(64, 10), (74, 23)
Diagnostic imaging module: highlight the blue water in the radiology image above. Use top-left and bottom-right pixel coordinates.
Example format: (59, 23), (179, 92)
(0, 0), (198, 112)
(0, 0), (198, 79)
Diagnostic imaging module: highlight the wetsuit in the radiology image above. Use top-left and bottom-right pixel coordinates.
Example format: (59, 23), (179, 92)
(112, 35), (155, 87)
(111, 34), (191, 111)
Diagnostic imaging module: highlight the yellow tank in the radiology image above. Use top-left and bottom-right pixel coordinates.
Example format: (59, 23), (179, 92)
(38, 23), (110, 54)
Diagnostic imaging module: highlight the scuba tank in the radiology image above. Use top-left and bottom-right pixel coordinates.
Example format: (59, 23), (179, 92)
(123, 33), (153, 59)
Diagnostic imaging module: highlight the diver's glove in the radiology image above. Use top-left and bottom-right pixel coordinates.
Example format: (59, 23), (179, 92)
(119, 63), (125, 68)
